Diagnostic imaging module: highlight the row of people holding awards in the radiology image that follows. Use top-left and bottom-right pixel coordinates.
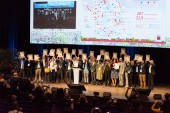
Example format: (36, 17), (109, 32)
(17, 52), (155, 90)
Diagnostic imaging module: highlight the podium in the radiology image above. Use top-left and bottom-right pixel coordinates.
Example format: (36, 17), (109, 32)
(72, 68), (81, 84)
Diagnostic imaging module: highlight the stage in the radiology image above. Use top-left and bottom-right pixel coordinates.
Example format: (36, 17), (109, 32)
(43, 83), (170, 102)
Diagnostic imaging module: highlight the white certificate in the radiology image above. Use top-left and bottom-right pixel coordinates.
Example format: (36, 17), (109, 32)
(90, 51), (94, 57)
(27, 54), (33, 60)
(49, 49), (55, 56)
(34, 54), (39, 61)
(56, 48), (61, 54)
(82, 53), (87, 60)
(138, 55), (143, 62)
(100, 49), (105, 55)
(43, 49), (48, 56)
(72, 49), (76, 55)
(113, 52), (117, 59)
(134, 54), (140, 60)
(121, 48), (126, 55)
(97, 55), (101, 60)
(104, 54), (110, 60)
(19, 51), (25, 58)
(146, 54), (150, 61)
(66, 53), (71, 59)
(63, 48), (68, 54)
(78, 49), (83, 55)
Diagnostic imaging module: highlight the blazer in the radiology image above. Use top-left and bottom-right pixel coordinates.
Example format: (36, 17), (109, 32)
(34, 60), (43, 70)
(134, 64), (140, 73)
(119, 62), (126, 75)
(90, 62), (96, 72)
(25, 60), (34, 69)
(139, 63), (146, 74)
(65, 60), (73, 70)
(18, 58), (27, 70)
(82, 61), (90, 70)
(56, 59), (64, 69)
(148, 63), (156, 75)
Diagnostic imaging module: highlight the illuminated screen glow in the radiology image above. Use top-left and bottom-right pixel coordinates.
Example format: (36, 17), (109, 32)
(30, 0), (170, 48)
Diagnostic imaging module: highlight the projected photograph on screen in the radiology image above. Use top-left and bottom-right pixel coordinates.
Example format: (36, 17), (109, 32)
(30, 0), (170, 48)
(33, 1), (76, 29)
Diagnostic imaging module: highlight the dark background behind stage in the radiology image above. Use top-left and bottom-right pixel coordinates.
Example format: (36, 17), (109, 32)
(0, 0), (170, 84)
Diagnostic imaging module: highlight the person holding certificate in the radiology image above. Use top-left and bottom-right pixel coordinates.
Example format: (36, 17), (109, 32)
(26, 59), (34, 80)
(56, 57), (64, 83)
(49, 57), (57, 83)
(134, 61), (140, 87)
(118, 58), (126, 87)
(125, 62), (133, 87)
(44, 57), (50, 82)
(35, 57), (43, 82)
(82, 59), (90, 84)
(78, 57), (83, 83)
(18, 57), (26, 78)
(139, 60), (147, 88)
(65, 59), (73, 84)
(104, 60), (111, 86)
(90, 57), (96, 85)
(96, 60), (104, 85)
(111, 59), (119, 86)
(148, 60), (156, 90)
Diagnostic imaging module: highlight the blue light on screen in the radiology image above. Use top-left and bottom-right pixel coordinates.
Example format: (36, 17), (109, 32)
(34, 1), (75, 9)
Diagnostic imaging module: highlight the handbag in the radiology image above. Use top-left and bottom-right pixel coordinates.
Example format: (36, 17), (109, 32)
(44, 67), (50, 73)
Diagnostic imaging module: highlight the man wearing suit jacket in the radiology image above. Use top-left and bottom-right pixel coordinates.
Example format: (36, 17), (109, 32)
(134, 61), (140, 87)
(82, 59), (90, 84)
(56, 57), (64, 83)
(26, 60), (34, 80)
(90, 57), (96, 85)
(104, 60), (111, 86)
(78, 57), (83, 83)
(118, 58), (126, 87)
(65, 59), (73, 84)
(139, 60), (147, 88)
(18, 57), (26, 78)
(50, 57), (57, 83)
(148, 60), (156, 90)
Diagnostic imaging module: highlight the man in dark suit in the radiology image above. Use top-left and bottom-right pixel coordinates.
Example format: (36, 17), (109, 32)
(90, 57), (96, 84)
(148, 60), (155, 90)
(56, 57), (64, 83)
(78, 57), (83, 83)
(134, 61), (140, 87)
(65, 59), (73, 84)
(18, 57), (26, 78)
(26, 60), (34, 80)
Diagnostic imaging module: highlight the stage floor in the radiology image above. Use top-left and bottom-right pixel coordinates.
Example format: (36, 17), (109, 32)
(43, 83), (170, 102)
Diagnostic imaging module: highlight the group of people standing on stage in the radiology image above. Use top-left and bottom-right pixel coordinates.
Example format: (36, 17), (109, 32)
(16, 54), (156, 90)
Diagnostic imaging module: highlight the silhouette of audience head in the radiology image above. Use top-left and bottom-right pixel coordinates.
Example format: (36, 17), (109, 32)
(164, 93), (170, 100)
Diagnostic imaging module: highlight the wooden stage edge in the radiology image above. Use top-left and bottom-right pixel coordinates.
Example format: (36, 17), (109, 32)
(43, 83), (170, 102)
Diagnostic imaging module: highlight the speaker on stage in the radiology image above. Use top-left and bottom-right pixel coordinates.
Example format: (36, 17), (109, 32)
(67, 84), (86, 95)
(136, 88), (151, 100)
(153, 94), (162, 100)
(103, 92), (111, 98)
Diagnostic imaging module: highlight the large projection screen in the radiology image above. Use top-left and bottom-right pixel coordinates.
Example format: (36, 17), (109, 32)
(30, 0), (170, 48)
